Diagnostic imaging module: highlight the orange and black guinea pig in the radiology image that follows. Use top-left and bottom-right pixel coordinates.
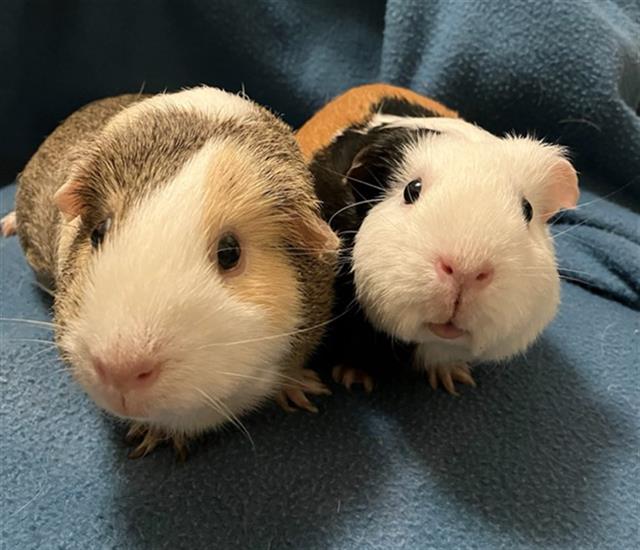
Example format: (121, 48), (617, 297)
(294, 83), (458, 388)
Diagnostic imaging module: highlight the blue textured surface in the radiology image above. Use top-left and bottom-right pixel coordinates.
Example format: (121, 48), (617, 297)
(1, 185), (639, 549)
(2, 1), (639, 199)
(2, 1), (640, 548)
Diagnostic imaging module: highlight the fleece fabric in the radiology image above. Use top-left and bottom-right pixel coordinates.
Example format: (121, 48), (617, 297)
(1, 1), (639, 549)
(1, 1), (639, 202)
(1, 182), (639, 549)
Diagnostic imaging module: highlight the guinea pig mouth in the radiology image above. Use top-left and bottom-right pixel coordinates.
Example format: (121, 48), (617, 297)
(97, 388), (151, 420)
(427, 322), (467, 340)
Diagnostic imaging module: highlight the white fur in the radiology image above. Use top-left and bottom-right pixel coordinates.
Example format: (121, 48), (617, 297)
(107, 86), (258, 132)
(61, 141), (298, 435)
(352, 120), (564, 371)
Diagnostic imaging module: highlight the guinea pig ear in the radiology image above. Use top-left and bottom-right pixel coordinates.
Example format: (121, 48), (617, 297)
(53, 179), (87, 222)
(343, 147), (389, 206)
(540, 158), (580, 222)
(292, 209), (340, 258)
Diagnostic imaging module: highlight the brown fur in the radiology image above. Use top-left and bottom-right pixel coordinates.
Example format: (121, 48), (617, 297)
(15, 94), (148, 289)
(196, 112), (337, 378)
(296, 83), (458, 161)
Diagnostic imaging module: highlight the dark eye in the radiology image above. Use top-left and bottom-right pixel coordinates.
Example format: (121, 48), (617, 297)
(90, 218), (111, 249)
(521, 198), (533, 223)
(217, 232), (242, 271)
(403, 179), (422, 204)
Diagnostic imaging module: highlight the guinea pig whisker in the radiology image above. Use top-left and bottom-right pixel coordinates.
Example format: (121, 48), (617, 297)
(545, 180), (634, 228)
(551, 219), (591, 239)
(560, 233), (602, 249)
(194, 387), (255, 450)
(248, 245), (346, 256)
(512, 271), (593, 286)
(350, 184), (406, 235)
(556, 268), (594, 275)
(315, 164), (386, 192)
(220, 367), (313, 389)
(558, 275), (594, 285)
(33, 281), (55, 297)
(327, 199), (385, 227)
(283, 248), (343, 256)
(513, 267), (592, 275)
(24, 346), (59, 364)
(194, 298), (359, 350)
(569, 180), (634, 213)
(5, 337), (56, 345)
(0, 317), (55, 329)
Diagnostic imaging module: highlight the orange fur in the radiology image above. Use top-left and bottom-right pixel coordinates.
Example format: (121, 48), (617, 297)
(201, 144), (302, 331)
(296, 83), (458, 160)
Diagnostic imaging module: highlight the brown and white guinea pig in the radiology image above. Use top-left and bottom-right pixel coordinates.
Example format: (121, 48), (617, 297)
(3, 86), (339, 457)
(297, 83), (579, 395)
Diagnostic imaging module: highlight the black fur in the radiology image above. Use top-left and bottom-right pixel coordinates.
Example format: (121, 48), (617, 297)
(308, 95), (445, 379)
(371, 96), (444, 119)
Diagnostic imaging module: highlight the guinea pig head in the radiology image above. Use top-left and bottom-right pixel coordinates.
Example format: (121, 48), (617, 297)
(349, 121), (578, 362)
(53, 113), (337, 436)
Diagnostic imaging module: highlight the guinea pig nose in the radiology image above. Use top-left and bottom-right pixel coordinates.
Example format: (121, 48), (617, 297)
(471, 264), (494, 289)
(435, 257), (494, 290)
(93, 357), (160, 391)
(435, 257), (456, 279)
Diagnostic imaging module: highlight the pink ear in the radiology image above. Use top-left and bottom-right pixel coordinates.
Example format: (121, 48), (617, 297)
(53, 180), (85, 221)
(295, 212), (341, 259)
(541, 158), (579, 222)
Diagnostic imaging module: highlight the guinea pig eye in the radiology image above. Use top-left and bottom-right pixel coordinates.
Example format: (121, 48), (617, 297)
(521, 198), (533, 224)
(403, 179), (422, 204)
(217, 232), (242, 271)
(90, 218), (111, 249)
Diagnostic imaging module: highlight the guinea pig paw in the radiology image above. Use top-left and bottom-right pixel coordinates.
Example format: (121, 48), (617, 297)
(0, 211), (17, 237)
(276, 369), (331, 414)
(124, 422), (147, 445)
(127, 430), (161, 459)
(427, 363), (476, 396)
(332, 365), (374, 393)
(125, 423), (176, 459)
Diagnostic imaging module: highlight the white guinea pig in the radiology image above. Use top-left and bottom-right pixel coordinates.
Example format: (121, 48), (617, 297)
(298, 84), (579, 394)
(5, 87), (338, 457)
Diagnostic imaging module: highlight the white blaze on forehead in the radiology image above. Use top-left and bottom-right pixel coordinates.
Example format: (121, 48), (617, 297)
(143, 86), (259, 119)
(92, 138), (221, 293)
(108, 86), (259, 131)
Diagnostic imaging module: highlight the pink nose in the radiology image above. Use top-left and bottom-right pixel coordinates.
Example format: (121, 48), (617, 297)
(94, 357), (160, 391)
(435, 257), (494, 290)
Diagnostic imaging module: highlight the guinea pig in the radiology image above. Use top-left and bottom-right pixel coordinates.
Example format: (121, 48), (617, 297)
(297, 83), (579, 395)
(2, 86), (339, 457)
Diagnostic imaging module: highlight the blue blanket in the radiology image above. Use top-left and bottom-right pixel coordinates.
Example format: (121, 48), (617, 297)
(1, 1), (639, 549)
(2, 1), (639, 202)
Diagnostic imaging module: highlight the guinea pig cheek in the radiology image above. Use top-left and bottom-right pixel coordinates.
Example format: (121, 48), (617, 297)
(352, 200), (431, 341)
(464, 239), (560, 361)
(221, 242), (302, 337)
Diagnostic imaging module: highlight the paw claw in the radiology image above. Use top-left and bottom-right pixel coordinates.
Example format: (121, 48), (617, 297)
(363, 376), (374, 394)
(427, 363), (475, 396)
(125, 423), (187, 460)
(332, 365), (374, 393)
(277, 369), (328, 413)
(128, 431), (160, 459)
